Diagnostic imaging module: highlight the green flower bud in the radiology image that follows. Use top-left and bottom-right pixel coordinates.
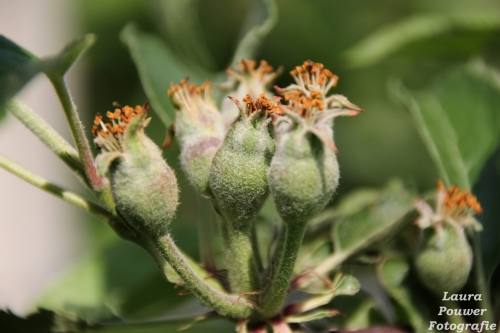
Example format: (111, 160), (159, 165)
(414, 181), (483, 294)
(168, 79), (224, 197)
(209, 94), (279, 228)
(220, 60), (282, 128)
(93, 103), (179, 237)
(415, 223), (472, 294)
(270, 61), (363, 224)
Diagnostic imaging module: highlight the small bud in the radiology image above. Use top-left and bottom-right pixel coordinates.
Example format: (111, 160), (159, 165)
(93, 103), (179, 237)
(415, 224), (472, 294)
(168, 79), (224, 197)
(209, 94), (278, 228)
(269, 60), (363, 224)
(220, 60), (282, 128)
(414, 181), (483, 294)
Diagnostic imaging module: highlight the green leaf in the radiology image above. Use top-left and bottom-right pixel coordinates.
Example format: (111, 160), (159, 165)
(50, 34), (96, 75)
(0, 35), (39, 109)
(0, 309), (98, 333)
(377, 258), (435, 333)
(390, 60), (500, 189)
(333, 181), (414, 254)
(286, 309), (341, 324)
(0, 34), (96, 110)
(313, 180), (416, 276)
(35, 240), (191, 321)
(120, 23), (207, 129)
(230, 0), (278, 66)
(342, 11), (500, 69)
(474, 151), (500, 280)
(155, 0), (217, 71)
(296, 274), (360, 313)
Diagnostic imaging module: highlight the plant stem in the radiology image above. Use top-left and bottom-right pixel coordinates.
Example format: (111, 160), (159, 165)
(47, 74), (114, 208)
(6, 99), (84, 179)
(224, 224), (261, 296)
(145, 233), (253, 319)
(260, 221), (307, 318)
(251, 224), (264, 273)
(0, 153), (131, 238)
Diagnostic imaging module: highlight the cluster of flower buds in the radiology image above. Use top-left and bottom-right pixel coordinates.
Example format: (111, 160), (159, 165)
(92, 60), (362, 320)
(414, 181), (483, 294)
(167, 60), (363, 229)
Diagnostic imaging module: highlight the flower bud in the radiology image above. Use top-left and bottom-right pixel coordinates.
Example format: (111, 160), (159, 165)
(220, 60), (281, 128)
(93, 103), (179, 237)
(209, 94), (280, 228)
(414, 181), (483, 294)
(269, 61), (363, 224)
(415, 223), (472, 294)
(168, 79), (224, 196)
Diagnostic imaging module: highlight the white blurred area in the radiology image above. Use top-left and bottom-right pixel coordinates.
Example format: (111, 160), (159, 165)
(0, 0), (88, 314)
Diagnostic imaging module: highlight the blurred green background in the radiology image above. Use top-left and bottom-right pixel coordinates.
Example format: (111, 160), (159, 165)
(3, 0), (500, 331)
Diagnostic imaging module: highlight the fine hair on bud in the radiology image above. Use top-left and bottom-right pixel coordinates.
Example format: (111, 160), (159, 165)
(209, 94), (279, 229)
(93, 103), (179, 238)
(269, 60), (363, 225)
(168, 79), (224, 197)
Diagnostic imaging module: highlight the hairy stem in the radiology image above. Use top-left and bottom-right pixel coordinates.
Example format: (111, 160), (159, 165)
(0, 153), (131, 238)
(224, 223), (261, 296)
(48, 74), (114, 209)
(260, 222), (307, 318)
(6, 99), (85, 180)
(144, 233), (253, 319)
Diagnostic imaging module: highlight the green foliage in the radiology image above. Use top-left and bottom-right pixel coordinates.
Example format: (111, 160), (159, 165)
(391, 61), (500, 189)
(343, 11), (500, 69)
(120, 24), (207, 129)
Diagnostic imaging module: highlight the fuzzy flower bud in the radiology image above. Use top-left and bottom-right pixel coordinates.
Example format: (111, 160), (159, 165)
(414, 181), (482, 294)
(269, 60), (363, 224)
(209, 93), (279, 228)
(220, 60), (282, 128)
(93, 103), (179, 237)
(168, 79), (224, 196)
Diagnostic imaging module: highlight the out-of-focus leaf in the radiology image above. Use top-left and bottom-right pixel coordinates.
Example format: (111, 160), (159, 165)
(297, 274), (360, 313)
(35, 241), (191, 320)
(0, 309), (99, 333)
(230, 0), (278, 66)
(343, 11), (500, 69)
(286, 309), (340, 324)
(390, 60), (500, 189)
(0, 309), (234, 333)
(473, 150), (500, 280)
(0, 34), (96, 111)
(50, 34), (96, 75)
(377, 258), (434, 333)
(120, 23), (207, 129)
(311, 180), (415, 276)
(0, 35), (39, 110)
(155, 0), (217, 71)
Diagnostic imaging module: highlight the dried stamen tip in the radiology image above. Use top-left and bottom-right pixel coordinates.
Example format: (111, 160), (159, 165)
(232, 93), (283, 117)
(168, 78), (213, 111)
(226, 59), (279, 82)
(290, 60), (338, 92)
(437, 180), (482, 214)
(93, 102), (149, 152)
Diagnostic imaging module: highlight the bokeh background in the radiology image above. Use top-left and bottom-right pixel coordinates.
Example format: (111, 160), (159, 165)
(1, 0), (499, 329)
